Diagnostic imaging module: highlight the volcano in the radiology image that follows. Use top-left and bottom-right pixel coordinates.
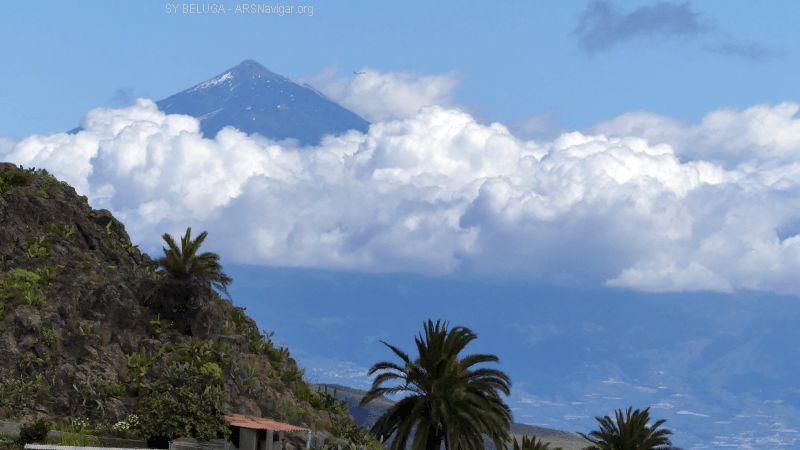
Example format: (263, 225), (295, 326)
(156, 59), (369, 145)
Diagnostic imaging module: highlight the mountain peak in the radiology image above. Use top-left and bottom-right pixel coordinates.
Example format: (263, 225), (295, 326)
(157, 60), (369, 145)
(228, 59), (281, 79)
(235, 58), (267, 70)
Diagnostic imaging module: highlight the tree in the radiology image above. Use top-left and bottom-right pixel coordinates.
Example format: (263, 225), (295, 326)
(579, 407), (673, 450)
(360, 320), (512, 450)
(156, 227), (232, 295)
(513, 435), (563, 450)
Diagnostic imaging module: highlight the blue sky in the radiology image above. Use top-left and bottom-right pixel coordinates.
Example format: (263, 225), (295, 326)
(2, 1), (798, 136)
(4, 1), (800, 448)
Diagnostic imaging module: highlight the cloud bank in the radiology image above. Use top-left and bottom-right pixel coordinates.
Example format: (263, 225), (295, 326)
(4, 99), (800, 295)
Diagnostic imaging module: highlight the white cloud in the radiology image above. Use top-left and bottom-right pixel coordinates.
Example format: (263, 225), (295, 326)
(607, 261), (734, 293)
(651, 402), (675, 409)
(5, 99), (800, 295)
(0, 137), (16, 154)
(593, 102), (800, 164)
(308, 67), (460, 122)
(512, 111), (562, 140)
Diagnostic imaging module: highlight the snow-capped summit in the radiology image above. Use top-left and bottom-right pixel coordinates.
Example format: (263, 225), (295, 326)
(156, 60), (369, 145)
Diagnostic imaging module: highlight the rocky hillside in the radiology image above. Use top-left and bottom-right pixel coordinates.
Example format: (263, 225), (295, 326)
(0, 163), (364, 445)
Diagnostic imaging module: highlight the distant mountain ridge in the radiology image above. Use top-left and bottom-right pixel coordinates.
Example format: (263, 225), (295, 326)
(156, 60), (369, 145)
(314, 383), (590, 450)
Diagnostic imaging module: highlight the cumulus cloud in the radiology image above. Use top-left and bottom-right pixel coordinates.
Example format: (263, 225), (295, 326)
(512, 111), (564, 140)
(308, 68), (460, 122)
(593, 102), (800, 164)
(5, 99), (800, 295)
(0, 137), (16, 154)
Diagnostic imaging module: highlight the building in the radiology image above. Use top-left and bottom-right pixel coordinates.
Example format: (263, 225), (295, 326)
(225, 415), (311, 450)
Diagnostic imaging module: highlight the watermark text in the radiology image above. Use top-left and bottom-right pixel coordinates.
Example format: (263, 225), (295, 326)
(164, 3), (315, 17)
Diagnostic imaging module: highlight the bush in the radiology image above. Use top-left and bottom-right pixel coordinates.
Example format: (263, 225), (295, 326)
(135, 362), (229, 441)
(0, 375), (49, 417)
(0, 436), (18, 450)
(0, 167), (34, 193)
(57, 417), (97, 447)
(18, 418), (50, 445)
(0, 268), (47, 315)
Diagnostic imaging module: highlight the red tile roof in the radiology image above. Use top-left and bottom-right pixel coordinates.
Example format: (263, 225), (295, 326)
(225, 414), (310, 433)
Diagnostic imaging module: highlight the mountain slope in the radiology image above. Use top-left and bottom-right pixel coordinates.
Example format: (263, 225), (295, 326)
(315, 383), (590, 450)
(0, 163), (362, 444)
(156, 60), (369, 145)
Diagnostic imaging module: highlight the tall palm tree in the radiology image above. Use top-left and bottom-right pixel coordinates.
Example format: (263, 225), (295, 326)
(156, 227), (232, 295)
(578, 407), (672, 450)
(513, 435), (563, 450)
(360, 320), (512, 450)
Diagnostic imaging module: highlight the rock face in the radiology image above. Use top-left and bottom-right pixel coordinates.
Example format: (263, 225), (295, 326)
(0, 164), (353, 439)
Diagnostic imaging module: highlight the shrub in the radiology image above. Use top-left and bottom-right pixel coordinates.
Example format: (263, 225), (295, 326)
(0, 435), (18, 450)
(279, 365), (303, 383)
(109, 415), (140, 439)
(147, 315), (172, 336)
(24, 236), (49, 259)
(36, 326), (58, 348)
(0, 167), (34, 193)
(18, 418), (50, 445)
(135, 363), (228, 441)
(0, 375), (49, 416)
(37, 175), (58, 199)
(199, 362), (223, 381)
(58, 418), (95, 446)
(41, 223), (75, 243)
(0, 268), (47, 313)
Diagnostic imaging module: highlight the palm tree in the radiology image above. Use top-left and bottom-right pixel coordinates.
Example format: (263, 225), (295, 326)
(360, 319), (512, 450)
(156, 227), (232, 295)
(578, 407), (672, 450)
(513, 435), (563, 450)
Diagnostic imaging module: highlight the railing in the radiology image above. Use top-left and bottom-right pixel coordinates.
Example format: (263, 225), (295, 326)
(24, 445), (152, 450)
(168, 440), (232, 450)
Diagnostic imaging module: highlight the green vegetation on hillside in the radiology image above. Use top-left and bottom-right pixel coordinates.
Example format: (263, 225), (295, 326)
(0, 164), (372, 448)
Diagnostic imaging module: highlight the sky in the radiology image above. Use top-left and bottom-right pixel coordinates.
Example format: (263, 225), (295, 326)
(3, 1), (800, 448)
(2, 1), (799, 136)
